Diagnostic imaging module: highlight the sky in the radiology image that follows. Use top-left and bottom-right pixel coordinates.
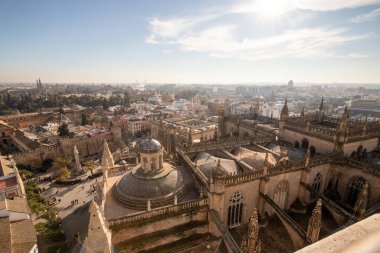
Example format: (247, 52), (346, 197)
(1, 0), (380, 84)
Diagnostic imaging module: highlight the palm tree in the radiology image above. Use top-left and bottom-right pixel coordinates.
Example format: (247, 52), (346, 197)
(84, 160), (96, 176)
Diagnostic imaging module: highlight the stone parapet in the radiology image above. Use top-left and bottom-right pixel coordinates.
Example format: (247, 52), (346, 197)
(108, 198), (208, 227)
(224, 171), (263, 186)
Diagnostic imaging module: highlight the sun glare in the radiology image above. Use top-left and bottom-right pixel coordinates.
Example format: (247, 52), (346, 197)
(254, 0), (293, 19)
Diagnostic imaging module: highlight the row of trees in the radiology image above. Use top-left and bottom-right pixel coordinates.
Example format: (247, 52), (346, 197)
(23, 174), (68, 252)
(0, 91), (132, 115)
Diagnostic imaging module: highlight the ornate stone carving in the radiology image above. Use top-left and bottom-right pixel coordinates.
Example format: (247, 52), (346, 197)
(307, 199), (322, 243)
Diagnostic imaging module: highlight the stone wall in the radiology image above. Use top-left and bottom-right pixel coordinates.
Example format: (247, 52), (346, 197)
(280, 128), (334, 154)
(265, 170), (303, 212)
(299, 163), (330, 204)
(332, 164), (380, 207)
(110, 206), (209, 248)
(343, 137), (379, 155)
(13, 132), (114, 168)
(222, 179), (261, 225)
(111, 210), (207, 243)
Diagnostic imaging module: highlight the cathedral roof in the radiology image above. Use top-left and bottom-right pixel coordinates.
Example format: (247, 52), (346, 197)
(193, 152), (240, 178)
(230, 147), (277, 167)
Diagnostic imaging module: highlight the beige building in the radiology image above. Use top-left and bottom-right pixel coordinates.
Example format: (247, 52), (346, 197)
(0, 155), (25, 200)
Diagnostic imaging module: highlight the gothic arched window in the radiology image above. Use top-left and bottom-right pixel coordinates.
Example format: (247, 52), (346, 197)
(301, 138), (309, 149)
(347, 177), (366, 207)
(294, 141), (300, 148)
(227, 192), (244, 227)
(310, 146), (316, 157)
(273, 179), (289, 210)
(311, 173), (323, 199)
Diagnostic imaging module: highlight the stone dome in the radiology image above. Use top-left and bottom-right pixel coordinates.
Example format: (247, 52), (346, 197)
(141, 138), (162, 152)
(113, 163), (189, 210)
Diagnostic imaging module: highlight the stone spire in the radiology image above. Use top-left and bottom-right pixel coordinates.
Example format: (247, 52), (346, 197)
(307, 199), (322, 243)
(254, 98), (260, 115)
(339, 106), (350, 132)
(102, 141), (114, 172)
(215, 159), (224, 178)
(280, 99), (289, 121)
(319, 97), (324, 111)
(241, 208), (261, 253)
(354, 182), (368, 220)
(248, 208), (259, 245)
(82, 200), (112, 253)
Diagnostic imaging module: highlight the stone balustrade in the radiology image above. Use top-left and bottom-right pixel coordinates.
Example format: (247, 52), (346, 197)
(186, 138), (251, 153)
(267, 160), (306, 175)
(108, 198), (209, 227)
(284, 125), (335, 141)
(108, 164), (135, 175)
(224, 170), (263, 185)
(332, 156), (380, 176)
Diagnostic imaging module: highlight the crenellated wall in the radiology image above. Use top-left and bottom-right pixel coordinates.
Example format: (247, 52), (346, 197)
(13, 132), (114, 168)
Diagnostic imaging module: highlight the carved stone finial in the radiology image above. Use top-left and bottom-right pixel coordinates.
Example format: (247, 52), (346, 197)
(246, 208), (260, 252)
(147, 200), (151, 211)
(354, 182), (368, 220)
(307, 199), (322, 243)
(215, 159), (224, 178)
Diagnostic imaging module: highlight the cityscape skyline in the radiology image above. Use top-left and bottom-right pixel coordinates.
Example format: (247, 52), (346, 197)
(1, 0), (380, 83)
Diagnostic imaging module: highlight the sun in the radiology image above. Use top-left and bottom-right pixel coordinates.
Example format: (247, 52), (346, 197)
(254, 0), (293, 19)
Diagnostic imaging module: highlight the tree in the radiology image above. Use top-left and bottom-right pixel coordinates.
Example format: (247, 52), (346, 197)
(81, 113), (88, 126)
(84, 160), (96, 176)
(56, 167), (71, 181)
(102, 98), (110, 110)
(53, 156), (71, 170)
(57, 123), (73, 137)
(124, 90), (131, 107)
(19, 169), (33, 181)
